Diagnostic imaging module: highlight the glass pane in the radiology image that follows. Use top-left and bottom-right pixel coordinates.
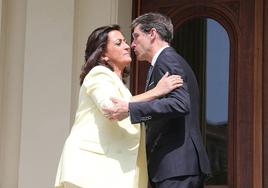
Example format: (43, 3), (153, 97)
(172, 18), (229, 185)
(205, 18), (229, 185)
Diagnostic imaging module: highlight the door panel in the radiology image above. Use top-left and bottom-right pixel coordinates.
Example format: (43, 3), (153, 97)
(173, 17), (230, 185)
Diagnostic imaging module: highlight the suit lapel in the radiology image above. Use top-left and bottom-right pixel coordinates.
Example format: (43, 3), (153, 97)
(145, 47), (172, 91)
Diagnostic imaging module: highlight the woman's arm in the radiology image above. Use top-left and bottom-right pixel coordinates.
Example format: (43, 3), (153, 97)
(102, 72), (183, 121)
(131, 72), (183, 102)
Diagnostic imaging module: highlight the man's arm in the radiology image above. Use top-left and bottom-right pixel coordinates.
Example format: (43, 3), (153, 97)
(103, 52), (190, 122)
(102, 97), (129, 120)
(102, 72), (183, 120)
(102, 80), (189, 122)
(128, 55), (190, 123)
(131, 72), (183, 102)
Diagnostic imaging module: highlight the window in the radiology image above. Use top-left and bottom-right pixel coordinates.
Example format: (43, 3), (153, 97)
(172, 18), (230, 185)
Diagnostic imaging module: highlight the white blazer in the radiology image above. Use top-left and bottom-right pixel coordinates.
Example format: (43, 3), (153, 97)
(55, 66), (147, 188)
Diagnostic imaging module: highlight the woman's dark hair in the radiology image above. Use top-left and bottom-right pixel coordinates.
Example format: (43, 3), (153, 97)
(80, 24), (129, 85)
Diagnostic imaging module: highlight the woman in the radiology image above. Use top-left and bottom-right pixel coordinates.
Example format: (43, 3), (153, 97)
(55, 25), (182, 188)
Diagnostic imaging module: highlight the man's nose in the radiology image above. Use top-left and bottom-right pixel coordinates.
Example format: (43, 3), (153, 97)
(131, 41), (136, 49)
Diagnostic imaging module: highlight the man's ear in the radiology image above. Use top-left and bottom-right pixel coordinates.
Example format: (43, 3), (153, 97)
(150, 28), (157, 40)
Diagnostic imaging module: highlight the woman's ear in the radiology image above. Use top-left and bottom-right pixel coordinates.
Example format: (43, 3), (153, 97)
(101, 56), (113, 68)
(101, 56), (109, 62)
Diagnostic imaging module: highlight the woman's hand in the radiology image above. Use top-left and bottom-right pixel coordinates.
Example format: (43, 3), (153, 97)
(153, 72), (183, 97)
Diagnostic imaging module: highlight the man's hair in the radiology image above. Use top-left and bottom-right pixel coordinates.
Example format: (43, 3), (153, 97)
(131, 12), (174, 44)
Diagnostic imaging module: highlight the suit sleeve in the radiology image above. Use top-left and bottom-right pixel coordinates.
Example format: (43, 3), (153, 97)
(129, 52), (190, 124)
(83, 67), (125, 115)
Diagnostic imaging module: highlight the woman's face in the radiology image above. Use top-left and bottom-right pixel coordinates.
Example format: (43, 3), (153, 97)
(103, 30), (131, 70)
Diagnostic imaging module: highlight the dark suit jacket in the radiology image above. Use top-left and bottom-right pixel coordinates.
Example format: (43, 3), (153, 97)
(129, 47), (211, 182)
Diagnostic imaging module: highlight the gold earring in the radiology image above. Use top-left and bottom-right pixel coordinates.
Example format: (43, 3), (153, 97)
(103, 57), (109, 62)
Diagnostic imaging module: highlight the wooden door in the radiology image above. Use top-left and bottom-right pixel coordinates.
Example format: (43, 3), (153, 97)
(130, 0), (264, 187)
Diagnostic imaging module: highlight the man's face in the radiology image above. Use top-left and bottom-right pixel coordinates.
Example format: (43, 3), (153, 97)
(131, 25), (151, 62)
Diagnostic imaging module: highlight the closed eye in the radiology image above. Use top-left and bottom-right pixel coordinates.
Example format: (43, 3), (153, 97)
(114, 39), (128, 46)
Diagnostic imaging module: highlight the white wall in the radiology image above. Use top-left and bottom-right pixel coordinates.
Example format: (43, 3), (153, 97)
(0, 0), (5, 186)
(0, 0), (132, 188)
(0, 0), (26, 187)
(70, 0), (132, 121)
(0, 0), (2, 32)
(18, 0), (75, 187)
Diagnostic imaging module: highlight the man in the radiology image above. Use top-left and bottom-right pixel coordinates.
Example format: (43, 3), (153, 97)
(104, 13), (211, 188)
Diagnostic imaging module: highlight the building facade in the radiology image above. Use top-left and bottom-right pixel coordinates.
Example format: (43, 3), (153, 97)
(1, 0), (267, 188)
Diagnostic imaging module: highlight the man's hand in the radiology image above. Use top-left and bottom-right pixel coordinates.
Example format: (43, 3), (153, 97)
(102, 97), (129, 121)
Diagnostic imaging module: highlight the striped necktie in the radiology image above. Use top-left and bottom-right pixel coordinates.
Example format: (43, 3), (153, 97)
(145, 65), (153, 90)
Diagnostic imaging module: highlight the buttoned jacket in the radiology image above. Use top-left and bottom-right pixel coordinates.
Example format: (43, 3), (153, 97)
(129, 47), (211, 182)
